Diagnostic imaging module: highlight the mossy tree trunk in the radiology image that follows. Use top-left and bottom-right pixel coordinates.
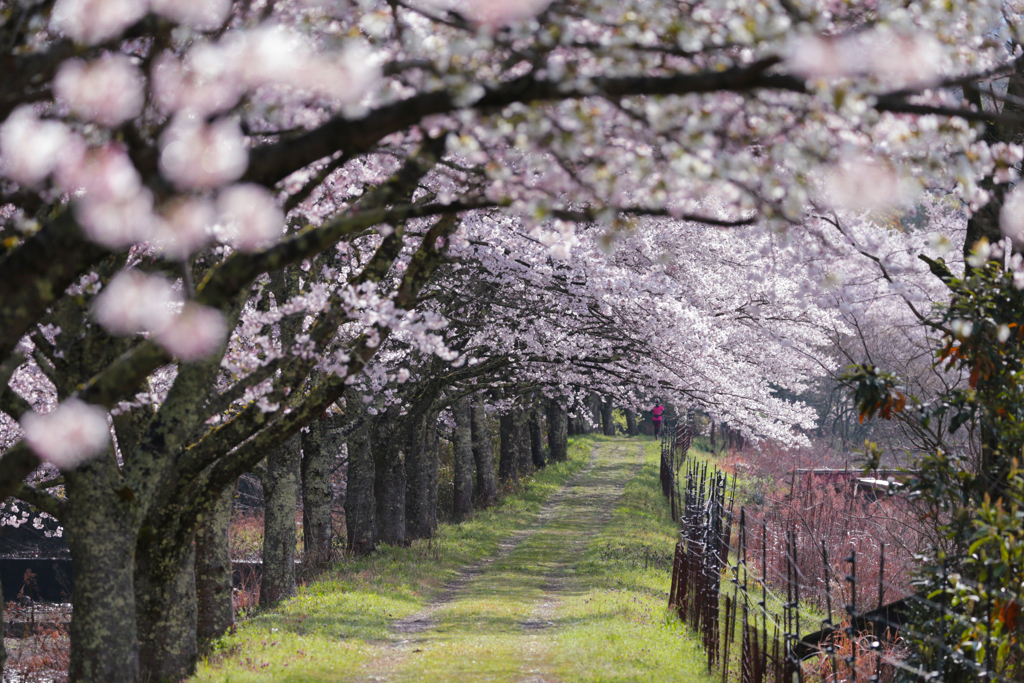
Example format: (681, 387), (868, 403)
(135, 542), (197, 683)
(547, 399), (568, 462)
(516, 408), (532, 477)
(452, 397), (474, 520)
(0, 559), (5, 681)
(528, 405), (545, 469)
(625, 409), (637, 436)
(374, 425), (407, 545)
(65, 455), (141, 683)
(588, 393), (602, 433)
(470, 401), (497, 507)
(345, 425), (376, 554)
(195, 481), (235, 651)
(301, 417), (340, 569)
(601, 397), (615, 436)
(423, 416), (439, 533)
(499, 412), (519, 484)
(403, 411), (432, 540)
(260, 435), (301, 608)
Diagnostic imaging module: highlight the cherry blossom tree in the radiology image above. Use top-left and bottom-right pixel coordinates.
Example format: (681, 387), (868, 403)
(0, 0), (1023, 681)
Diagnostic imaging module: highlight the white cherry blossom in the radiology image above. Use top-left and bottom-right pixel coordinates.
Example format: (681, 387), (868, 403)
(93, 270), (179, 336)
(155, 303), (228, 361)
(54, 55), (144, 127)
(21, 399), (110, 470)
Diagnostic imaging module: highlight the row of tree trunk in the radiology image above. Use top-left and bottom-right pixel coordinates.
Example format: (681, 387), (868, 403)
(39, 391), (582, 683)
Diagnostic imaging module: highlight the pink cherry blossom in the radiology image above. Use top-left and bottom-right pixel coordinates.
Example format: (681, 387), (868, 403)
(155, 303), (228, 361)
(216, 183), (284, 251)
(150, 0), (231, 30)
(460, 0), (552, 29)
(75, 189), (158, 248)
(786, 35), (854, 80)
(159, 115), (248, 190)
(58, 144), (141, 201)
(153, 198), (215, 259)
(93, 270), (178, 335)
(1001, 185), (1024, 249)
(21, 399), (110, 470)
(0, 107), (71, 187)
(51, 0), (147, 45)
(54, 55), (144, 127)
(822, 157), (917, 211)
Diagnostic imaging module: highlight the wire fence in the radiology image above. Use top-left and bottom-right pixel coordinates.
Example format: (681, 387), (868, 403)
(660, 422), (912, 682)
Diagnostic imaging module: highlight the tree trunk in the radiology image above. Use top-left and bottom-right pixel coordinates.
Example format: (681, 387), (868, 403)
(498, 412), (519, 484)
(452, 397), (474, 520)
(625, 409), (637, 437)
(470, 401), (497, 507)
(135, 544), (197, 683)
(0, 559), (5, 681)
(516, 408), (532, 477)
(601, 397), (615, 436)
(406, 412), (439, 540)
(547, 399), (568, 462)
(260, 435), (301, 608)
(709, 421), (716, 451)
(345, 426), (376, 554)
(589, 392), (601, 433)
(424, 418), (439, 533)
(65, 458), (141, 683)
(195, 481), (235, 652)
(528, 406), (545, 469)
(374, 440), (407, 546)
(301, 417), (339, 570)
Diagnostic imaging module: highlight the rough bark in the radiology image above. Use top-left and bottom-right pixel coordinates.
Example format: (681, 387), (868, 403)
(0, 557), (5, 681)
(301, 417), (340, 570)
(516, 408), (532, 477)
(404, 414), (430, 540)
(195, 482), (235, 652)
(547, 398), (568, 462)
(528, 406), (546, 469)
(470, 401), (497, 507)
(64, 456), (141, 683)
(260, 435), (301, 609)
(625, 409), (637, 437)
(374, 434), (407, 546)
(452, 397), (474, 520)
(589, 392), (602, 433)
(498, 412), (519, 484)
(134, 544), (197, 683)
(423, 417), (440, 532)
(345, 425), (376, 554)
(601, 397), (615, 436)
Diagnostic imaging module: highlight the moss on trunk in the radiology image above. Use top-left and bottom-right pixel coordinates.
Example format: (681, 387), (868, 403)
(452, 397), (474, 520)
(196, 482), (235, 651)
(260, 435), (301, 608)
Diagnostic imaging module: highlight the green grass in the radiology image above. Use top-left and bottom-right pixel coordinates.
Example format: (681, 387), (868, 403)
(192, 435), (714, 682)
(546, 438), (713, 682)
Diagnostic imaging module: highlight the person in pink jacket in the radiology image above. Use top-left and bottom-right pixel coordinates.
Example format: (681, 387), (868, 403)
(652, 404), (664, 437)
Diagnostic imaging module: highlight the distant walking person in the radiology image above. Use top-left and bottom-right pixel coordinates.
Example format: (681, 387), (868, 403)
(652, 404), (664, 437)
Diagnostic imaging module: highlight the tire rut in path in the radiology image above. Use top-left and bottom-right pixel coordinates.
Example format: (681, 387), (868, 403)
(390, 443), (615, 635)
(367, 441), (645, 683)
(511, 443), (644, 683)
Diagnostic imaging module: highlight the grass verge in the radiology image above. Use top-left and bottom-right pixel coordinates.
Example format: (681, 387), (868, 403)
(193, 436), (714, 682)
(191, 437), (593, 682)
(546, 438), (714, 682)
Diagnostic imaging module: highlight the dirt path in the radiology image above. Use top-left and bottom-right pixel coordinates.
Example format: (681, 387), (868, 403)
(356, 440), (644, 683)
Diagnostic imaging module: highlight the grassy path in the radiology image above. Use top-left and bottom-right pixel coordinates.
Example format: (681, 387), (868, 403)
(193, 438), (713, 682)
